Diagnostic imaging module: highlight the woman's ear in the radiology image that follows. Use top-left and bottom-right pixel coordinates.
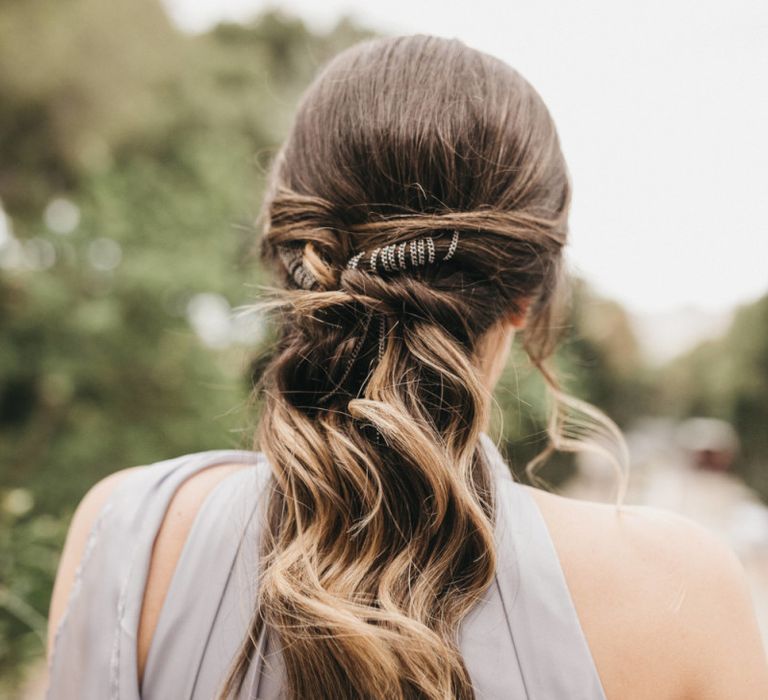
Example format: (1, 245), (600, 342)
(505, 297), (533, 329)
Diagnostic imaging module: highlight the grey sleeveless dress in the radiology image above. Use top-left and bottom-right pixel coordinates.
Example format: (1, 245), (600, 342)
(46, 433), (607, 699)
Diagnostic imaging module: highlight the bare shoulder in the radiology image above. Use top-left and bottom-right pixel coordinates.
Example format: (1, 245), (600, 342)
(522, 484), (768, 700)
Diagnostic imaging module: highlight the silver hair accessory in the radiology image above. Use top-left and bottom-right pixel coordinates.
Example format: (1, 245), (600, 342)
(316, 307), (374, 407)
(276, 229), (460, 294)
(281, 231), (461, 443)
(344, 230), (459, 444)
(344, 230), (461, 441)
(278, 245), (318, 290)
(346, 229), (459, 274)
(443, 229), (459, 261)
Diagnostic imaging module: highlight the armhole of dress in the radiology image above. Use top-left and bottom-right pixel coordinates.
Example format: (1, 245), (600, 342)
(138, 452), (272, 699)
(129, 451), (267, 695)
(47, 484), (122, 672)
(512, 482), (608, 699)
(478, 432), (607, 700)
(47, 450), (266, 700)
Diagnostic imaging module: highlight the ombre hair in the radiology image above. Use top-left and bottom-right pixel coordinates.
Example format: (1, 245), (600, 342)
(223, 34), (627, 700)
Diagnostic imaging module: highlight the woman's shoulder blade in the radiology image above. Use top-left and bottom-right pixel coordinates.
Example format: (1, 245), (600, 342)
(522, 484), (768, 699)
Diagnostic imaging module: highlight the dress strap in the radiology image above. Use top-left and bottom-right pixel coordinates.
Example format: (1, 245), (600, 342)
(48, 439), (606, 700)
(46, 449), (266, 700)
(478, 433), (607, 699)
(141, 456), (272, 699)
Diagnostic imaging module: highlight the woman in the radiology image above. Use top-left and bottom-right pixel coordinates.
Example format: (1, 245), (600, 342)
(45, 35), (767, 699)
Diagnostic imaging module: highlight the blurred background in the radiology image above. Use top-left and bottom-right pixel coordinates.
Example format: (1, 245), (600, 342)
(1, 0), (766, 695)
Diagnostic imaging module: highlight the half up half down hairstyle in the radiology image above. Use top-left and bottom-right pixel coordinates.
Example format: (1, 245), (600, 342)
(223, 34), (627, 700)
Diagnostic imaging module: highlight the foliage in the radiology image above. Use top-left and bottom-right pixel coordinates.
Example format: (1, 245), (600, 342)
(0, 1), (373, 688)
(0, 504), (68, 693)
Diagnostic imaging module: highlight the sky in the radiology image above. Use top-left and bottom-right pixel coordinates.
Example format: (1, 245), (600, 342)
(163, 0), (767, 318)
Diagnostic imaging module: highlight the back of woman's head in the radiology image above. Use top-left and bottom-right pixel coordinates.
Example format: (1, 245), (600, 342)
(225, 34), (573, 700)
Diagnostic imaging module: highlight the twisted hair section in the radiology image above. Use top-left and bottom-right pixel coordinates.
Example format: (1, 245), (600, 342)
(223, 34), (629, 700)
(227, 266), (499, 698)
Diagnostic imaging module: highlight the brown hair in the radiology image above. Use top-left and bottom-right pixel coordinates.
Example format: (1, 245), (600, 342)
(223, 34), (603, 699)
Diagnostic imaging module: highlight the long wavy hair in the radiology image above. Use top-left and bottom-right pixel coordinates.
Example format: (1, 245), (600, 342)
(223, 34), (626, 700)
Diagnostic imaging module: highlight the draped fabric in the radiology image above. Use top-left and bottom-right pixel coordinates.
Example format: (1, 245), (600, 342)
(47, 434), (607, 699)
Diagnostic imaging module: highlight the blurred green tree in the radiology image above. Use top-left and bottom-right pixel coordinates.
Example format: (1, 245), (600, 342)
(491, 278), (651, 488)
(0, 1), (373, 688)
(660, 294), (768, 499)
